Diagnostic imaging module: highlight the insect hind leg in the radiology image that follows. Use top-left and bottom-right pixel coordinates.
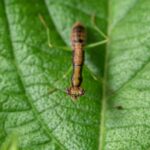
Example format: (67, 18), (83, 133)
(39, 14), (71, 51)
(39, 14), (53, 48)
(85, 14), (109, 49)
(91, 14), (108, 39)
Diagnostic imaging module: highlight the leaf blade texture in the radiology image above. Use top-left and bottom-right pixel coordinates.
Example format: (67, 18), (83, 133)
(0, 0), (150, 150)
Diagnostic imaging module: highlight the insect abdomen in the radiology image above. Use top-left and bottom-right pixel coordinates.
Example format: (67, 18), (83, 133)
(67, 22), (86, 99)
(71, 23), (85, 87)
(71, 22), (86, 65)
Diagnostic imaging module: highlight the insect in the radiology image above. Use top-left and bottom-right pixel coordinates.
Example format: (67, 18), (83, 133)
(39, 14), (108, 100)
(66, 22), (86, 99)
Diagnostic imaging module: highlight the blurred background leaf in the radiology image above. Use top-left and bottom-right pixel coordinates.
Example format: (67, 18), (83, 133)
(1, 133), (18, 150)
(0, 0), (150, 150)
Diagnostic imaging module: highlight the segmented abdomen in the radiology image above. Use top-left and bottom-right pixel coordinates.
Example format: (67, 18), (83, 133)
(71, 22), (86, 87)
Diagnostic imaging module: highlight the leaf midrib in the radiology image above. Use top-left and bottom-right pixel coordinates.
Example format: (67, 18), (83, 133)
(99, 0), (150, 149)
(98, 2), (109, 150)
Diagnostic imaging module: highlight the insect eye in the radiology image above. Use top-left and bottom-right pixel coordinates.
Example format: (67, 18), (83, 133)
(79, 90), (84, 95)
(66, 89), (70, 94)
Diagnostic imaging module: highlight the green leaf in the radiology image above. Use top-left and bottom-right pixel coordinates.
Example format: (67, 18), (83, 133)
(1, 133), (18, 150)
(0, 0), (150, 150)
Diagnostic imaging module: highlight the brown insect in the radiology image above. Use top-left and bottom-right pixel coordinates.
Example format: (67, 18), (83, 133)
(39, 15), (108, 100)
(67, 22), (86, 99)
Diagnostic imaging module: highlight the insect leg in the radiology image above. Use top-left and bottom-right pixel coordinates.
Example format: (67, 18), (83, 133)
(39, 14), (53, 48)
(39, 14), (71, 51)
(85, 15), (109, 49)
(85, 39), (108, 49)
(54, 66), (72, 85)
(91, 14), (108, 39)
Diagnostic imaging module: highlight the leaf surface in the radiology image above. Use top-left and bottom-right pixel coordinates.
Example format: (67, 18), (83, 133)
(0, 0), (150, 150)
